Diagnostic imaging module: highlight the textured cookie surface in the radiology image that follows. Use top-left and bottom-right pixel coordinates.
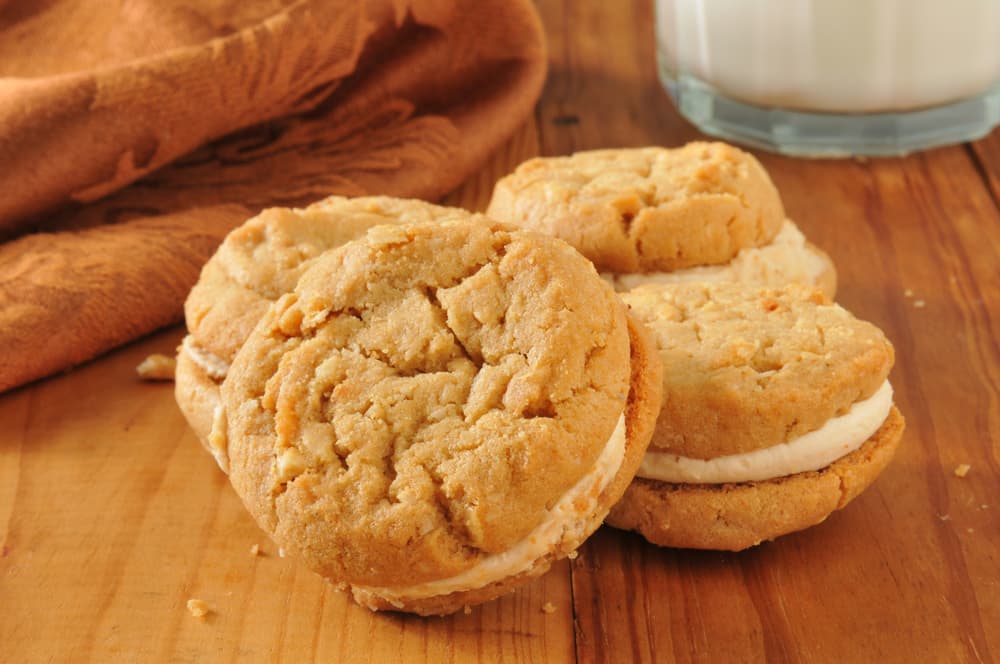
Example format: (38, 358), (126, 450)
(487, 142), (785, 272)
(222, 220), (636, 593)
(606, 406), (905, 551)
(621, 282), (894, 459)
(176, 196), (476, 450)
(185, 196), (475, 363)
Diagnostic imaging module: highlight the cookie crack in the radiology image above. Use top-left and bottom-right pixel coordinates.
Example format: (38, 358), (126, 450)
(298, 304), (365, 340)
(351, 343), (424, 378)
(783, 417), (801, 439)
(749, 338), (781, 374)
(836, 475), (850, 508)
(442, 238), (509, 292)
(620, 210), (636, 237)
(424, 285), (484, 367)
(425, 462), (485, 556)
(692, 321), (704, 343)
(269, 462), (310, 514)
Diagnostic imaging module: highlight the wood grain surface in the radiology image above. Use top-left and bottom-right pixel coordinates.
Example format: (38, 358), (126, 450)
(3, 1), (999, 662)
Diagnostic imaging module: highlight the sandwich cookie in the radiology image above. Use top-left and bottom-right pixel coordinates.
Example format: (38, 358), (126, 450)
(175, 196), (475, 471)
(487, 142), (837, 298)
(220, 219), (663, 614)
(606, 282), (904, 551)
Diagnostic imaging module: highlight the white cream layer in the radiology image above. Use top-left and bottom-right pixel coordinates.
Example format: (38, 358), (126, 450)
(638, 381), (893, 484)
(182, 336), (231, 381)
(603, 220), (828, 292)
(355, 412), (628, 606)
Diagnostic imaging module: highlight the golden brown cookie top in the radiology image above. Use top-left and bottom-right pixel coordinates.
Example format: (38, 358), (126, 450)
(184, 196), (474, 363)
(487, 142), (785, 272)
(621, 282), (894, 459)
(223, 219), (633, 587)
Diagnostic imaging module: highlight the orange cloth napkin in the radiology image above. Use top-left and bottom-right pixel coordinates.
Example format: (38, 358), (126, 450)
(0, 0), (546, 393)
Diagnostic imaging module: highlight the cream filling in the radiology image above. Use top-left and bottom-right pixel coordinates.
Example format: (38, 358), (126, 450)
(603, 220), (828, 292)
(354, 412), (628, 606)
(181, 336), (231, 381)
(638, 381), (893, 484)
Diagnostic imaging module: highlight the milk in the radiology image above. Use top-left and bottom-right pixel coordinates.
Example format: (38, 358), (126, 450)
(656, 0), (1000, 114)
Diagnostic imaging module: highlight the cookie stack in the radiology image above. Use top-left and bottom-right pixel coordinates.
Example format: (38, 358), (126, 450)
(175, 142), (904, 615)
(486, 142), (902, 551)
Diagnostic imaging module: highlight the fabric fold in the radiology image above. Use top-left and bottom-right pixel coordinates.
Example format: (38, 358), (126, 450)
(0, 0), (547, 392)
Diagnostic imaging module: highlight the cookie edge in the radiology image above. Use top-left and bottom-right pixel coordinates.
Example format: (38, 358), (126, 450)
(606, 406), (905, 551)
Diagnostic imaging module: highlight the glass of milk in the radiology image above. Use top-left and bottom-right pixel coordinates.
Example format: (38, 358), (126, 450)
(656, 0), (1000, 156)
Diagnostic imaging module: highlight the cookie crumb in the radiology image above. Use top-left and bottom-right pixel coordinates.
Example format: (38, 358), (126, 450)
(463, 605), (472, 615)
(567, 550), (579, 560)
(903, 289), (914, 298)
(541, 602), (557, 614)
(250, 544), (260, 557)
(954, 464), (971, 478)
(913, 299), (926, 308)
(136, 354), (176, 381)
(186, 598), (210, 618)
(938, 514), (951, 521)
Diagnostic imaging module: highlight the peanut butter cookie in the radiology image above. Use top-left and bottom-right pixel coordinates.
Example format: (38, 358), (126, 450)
(487, 142), (785, 272)
(221, 219), (662, 614)
(607, 282), (904, 550)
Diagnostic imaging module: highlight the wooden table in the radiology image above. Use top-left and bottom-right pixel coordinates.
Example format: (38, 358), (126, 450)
(3, 2), (999, 661)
